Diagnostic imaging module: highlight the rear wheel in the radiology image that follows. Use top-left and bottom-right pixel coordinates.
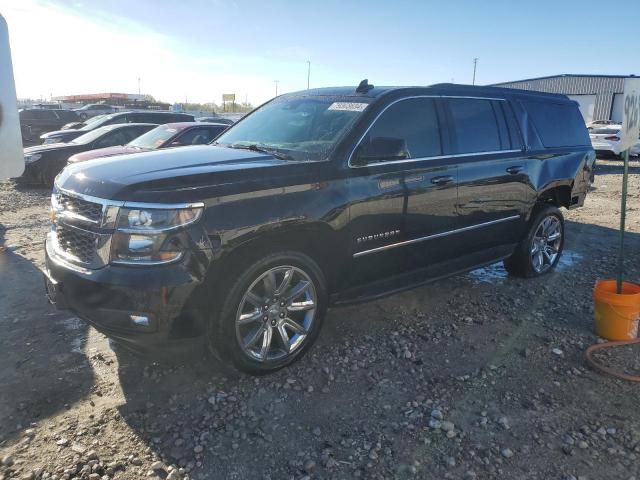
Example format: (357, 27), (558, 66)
(504, 205), (564, 278)
(209, 251), (327, 375)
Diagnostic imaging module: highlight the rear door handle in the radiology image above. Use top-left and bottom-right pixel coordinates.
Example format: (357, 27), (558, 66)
(431, 175), (454, 185)
(506, 166), (524, 175)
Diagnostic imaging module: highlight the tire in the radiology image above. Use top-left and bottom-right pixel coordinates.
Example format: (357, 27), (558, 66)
(504, 205), (564, 278)
(208, 251), (328, 375)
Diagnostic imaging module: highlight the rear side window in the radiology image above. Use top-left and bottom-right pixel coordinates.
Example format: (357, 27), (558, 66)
(365, 97), (442, 159)
(104, 114), (128, 125)
(522, 100), (590, 148)
(173, 113), (195, 122)
(447, 98), (504, 154)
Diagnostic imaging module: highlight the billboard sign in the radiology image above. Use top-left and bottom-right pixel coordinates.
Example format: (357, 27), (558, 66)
(222, 94), (235, 102)
(619, 78), (640, 151)
(0, 14), (24, 179)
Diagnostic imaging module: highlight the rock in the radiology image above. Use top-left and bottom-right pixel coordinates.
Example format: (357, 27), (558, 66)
(151, 461), (164, 471)
(501, 448), (514, 458)
(497, 416), (510, 430)
(56, 438), (69, 446)
(441, 421), (455, 432)
(578, 441), (589, 449)
(428, 419), (442, 429)
(71, 444), (87, 455)
(312, 427), (321, 437)
(303, 459), (316, 472)
(194, 445), (203, 453)
(2, 455), (14, 467)
(431, 409), (443, 420)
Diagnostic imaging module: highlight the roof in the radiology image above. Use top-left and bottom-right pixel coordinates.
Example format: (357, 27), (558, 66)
(163, 121), (228, 129)
(491, 73), (638, 85)
(282, 83), (570, 101)
(100, 123), (157, 130)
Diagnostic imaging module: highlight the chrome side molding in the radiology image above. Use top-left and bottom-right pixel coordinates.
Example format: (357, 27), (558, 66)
(353, 215), (520, 258)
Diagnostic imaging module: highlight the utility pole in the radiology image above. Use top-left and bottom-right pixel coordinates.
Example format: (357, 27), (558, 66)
(472, 58), (478, 85)
(274, 80), (279, 97)
(137, 77), (141, 95)
(307, 60), (311, 89)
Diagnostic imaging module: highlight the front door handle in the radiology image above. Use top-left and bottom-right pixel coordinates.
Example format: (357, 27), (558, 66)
(506, 166), (524, 175)
(431, 175), (454, 185)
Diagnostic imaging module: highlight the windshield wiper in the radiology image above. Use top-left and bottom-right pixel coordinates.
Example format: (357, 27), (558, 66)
(227, 143), (293, 160)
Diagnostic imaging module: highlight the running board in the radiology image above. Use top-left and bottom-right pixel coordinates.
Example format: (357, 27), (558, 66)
(330, 245), (515, 307)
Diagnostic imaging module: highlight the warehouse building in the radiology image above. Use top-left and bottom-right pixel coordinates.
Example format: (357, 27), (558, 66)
(492, 74), (637, 124)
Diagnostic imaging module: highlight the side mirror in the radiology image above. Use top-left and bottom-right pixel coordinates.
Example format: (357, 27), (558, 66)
(353, 136), (409, 166)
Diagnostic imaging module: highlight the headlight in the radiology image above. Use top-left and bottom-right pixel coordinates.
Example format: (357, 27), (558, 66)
(110, 205), (203, 265)
(24, 153), (42, 164)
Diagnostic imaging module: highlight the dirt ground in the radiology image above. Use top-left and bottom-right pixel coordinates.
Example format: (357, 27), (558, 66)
(1, 158), (640, 480)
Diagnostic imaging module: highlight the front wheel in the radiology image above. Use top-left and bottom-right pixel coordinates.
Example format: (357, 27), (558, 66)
(209, 251), (327, 375)
(504, 205), (564, 278)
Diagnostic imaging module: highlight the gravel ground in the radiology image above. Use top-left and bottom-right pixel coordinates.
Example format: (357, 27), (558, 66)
(1, 158), (640, 480)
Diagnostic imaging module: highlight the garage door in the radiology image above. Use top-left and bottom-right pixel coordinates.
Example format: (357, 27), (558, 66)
(611, 93), (624, 123)
(568, 94), (595, 124)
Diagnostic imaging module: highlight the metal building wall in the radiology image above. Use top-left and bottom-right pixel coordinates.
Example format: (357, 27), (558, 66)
(493, 76), (626, 120)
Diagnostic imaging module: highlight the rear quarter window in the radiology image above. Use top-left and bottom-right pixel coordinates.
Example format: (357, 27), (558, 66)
(522, 100), (590, 148)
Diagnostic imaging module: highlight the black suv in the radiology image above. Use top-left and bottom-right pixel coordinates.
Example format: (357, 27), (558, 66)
(44, 82), (595, 374)
(19, 109), (80, 145)
(39, 111), (195, 144)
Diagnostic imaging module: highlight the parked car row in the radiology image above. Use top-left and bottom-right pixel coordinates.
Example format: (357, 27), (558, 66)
(18, 121), (229, 185)
(40, 110), (195, 144)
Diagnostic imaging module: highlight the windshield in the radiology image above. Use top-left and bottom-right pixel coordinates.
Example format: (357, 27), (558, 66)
(215, 96), (370, 161)
(71, 125), (115, 144)
(78, 114), (115, 131)
(128, 125), (179, 149)
(83, 114), (106, 125)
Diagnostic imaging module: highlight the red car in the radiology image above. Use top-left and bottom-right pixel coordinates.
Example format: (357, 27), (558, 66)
(67, 122), (228, 164)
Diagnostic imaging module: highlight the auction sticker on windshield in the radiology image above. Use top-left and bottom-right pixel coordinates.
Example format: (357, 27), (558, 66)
(328, 102), (368, 112)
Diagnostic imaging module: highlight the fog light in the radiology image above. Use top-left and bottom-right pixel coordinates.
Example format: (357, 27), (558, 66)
(130, 315), (149, 327)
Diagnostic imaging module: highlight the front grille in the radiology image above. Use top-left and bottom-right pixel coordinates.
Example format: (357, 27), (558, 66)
(55, 192), (103, 223)
(56, 224), (98, 264)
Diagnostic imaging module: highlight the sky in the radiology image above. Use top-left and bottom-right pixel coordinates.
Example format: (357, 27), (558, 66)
(1, 0), (639, 106)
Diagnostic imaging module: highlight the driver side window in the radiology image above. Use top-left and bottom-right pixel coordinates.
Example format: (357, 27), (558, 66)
(357, 98), (442, 163)
(93, 130), (129, 148)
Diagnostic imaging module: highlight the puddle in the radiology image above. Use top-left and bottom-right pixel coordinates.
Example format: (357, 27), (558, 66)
(555, 250), (584, 272)
(466, 250), (584, 285)
(57, 316), (87, 354)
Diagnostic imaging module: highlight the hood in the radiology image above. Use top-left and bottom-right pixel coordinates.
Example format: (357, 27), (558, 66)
(68, 145), (146, 164)
(41, 129), (83, 140)
(56, 145), (312, 201)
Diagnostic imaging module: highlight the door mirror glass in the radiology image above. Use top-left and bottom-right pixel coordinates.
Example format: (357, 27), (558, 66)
(354, 136), (409, 165)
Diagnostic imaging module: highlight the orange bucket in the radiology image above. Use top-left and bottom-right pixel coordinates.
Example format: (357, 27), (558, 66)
(593, 280), (640, 340)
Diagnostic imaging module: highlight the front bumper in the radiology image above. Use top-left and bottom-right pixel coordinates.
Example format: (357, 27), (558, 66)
(44, 234), (211, 352)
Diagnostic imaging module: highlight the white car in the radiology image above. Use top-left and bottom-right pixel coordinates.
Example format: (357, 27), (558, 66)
(586, 119), (618, 130)
(589, 125), (640, 157)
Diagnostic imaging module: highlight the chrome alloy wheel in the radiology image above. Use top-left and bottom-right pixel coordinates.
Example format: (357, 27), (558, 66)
(235, 266), (317, 362)
(530, 215), (562, 273)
